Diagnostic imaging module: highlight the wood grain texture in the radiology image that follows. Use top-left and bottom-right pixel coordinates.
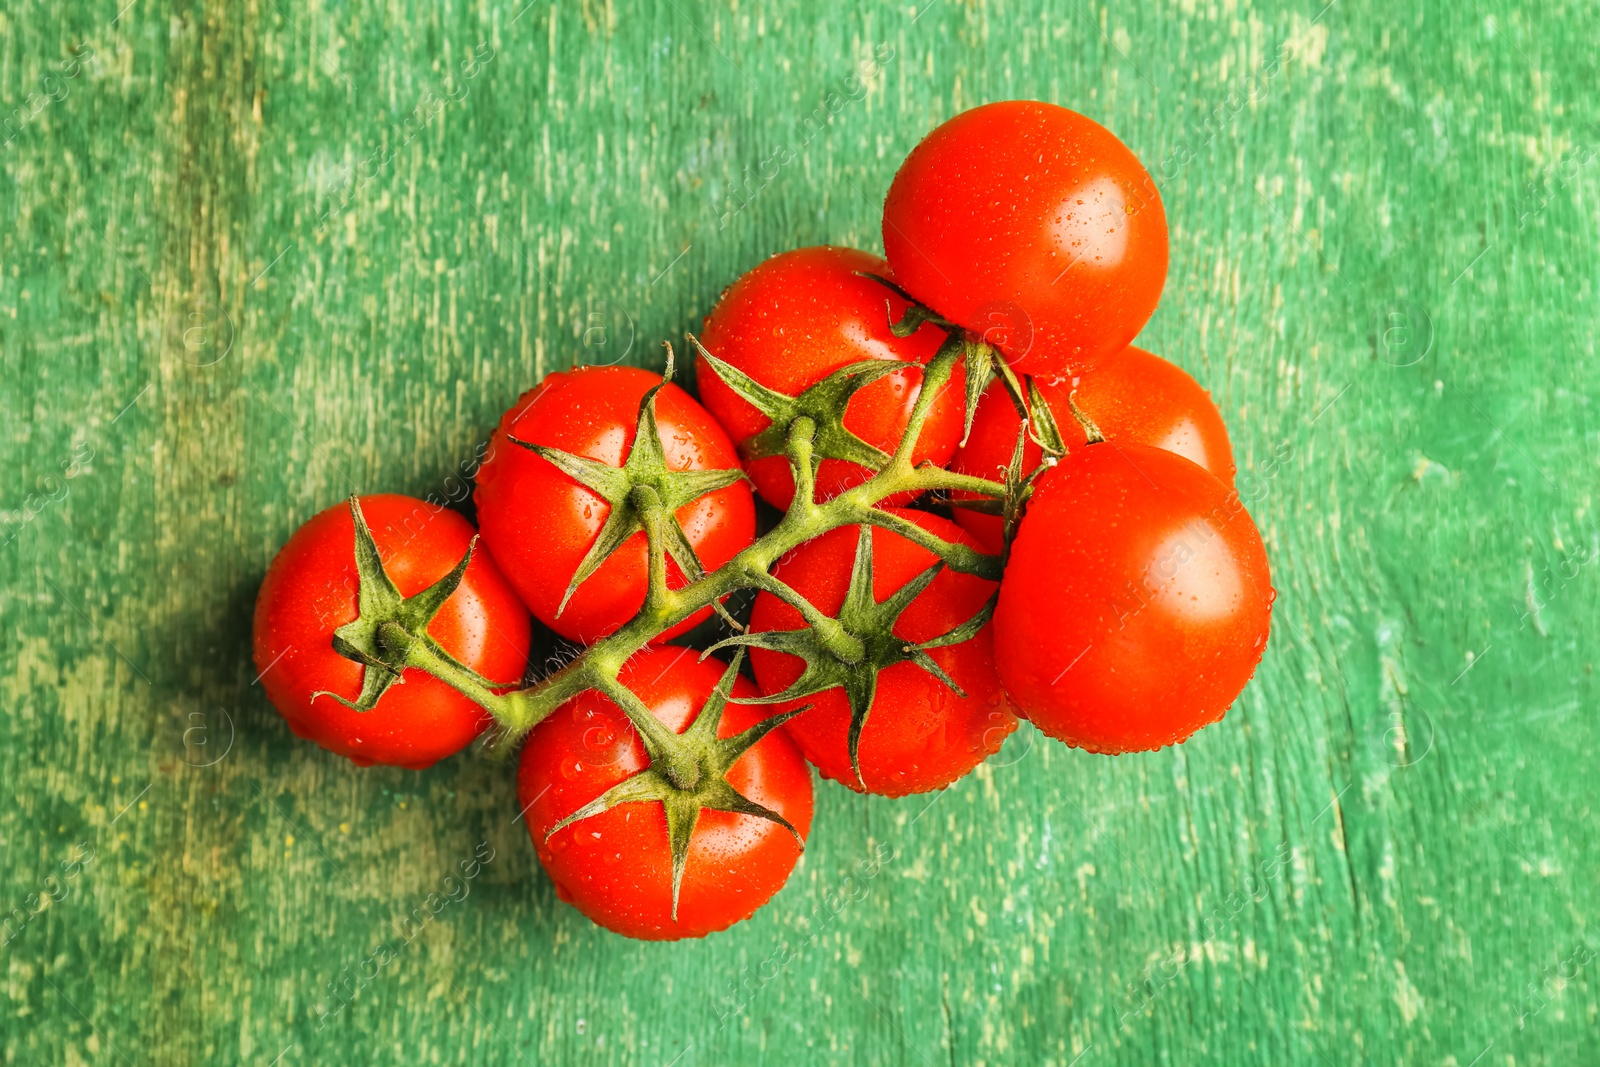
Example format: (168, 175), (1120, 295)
(3, 0), (1598, 1063)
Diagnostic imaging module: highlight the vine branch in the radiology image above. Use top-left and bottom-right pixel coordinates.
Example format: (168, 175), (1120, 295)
(384, 317), (1020, 757)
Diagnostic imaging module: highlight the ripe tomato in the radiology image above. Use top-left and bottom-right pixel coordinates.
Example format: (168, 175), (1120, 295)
(473, 366), (756, 644)
(696, 246), (966, 509)
(993, 445), (1272, 753)
(518, 648), (813, 940)
(949, 346), (1237, 552)
(253, 495), (530, 769)
(746, 509), (1015, 796)
(882, 101), (1168, 379)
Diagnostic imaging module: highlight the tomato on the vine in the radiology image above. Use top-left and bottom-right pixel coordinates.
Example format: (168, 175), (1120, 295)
(746, 509), (1015, 796)
(474, 365), (756, 644)
(949, 346), (1237, 552)
(696, 245), (966, 509)
(248, 93), (1273, 949)
(253, 494), (530, 769)
(518, 648), (813, 940)
(993, 445), (1272, 754)
(882, 100), (1168, 379)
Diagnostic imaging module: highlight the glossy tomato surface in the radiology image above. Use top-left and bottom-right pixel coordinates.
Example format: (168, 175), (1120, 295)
(696, 246), (965, 509)
(993, 445), (1272, 754)
(474, 366), (756, 644)
(518, 649), (813, 940)
(883, 101), (1168, 379)
(950, 346), (1236, 552)
(252, 495), (530, 769)
(748, 509), (1015, 796)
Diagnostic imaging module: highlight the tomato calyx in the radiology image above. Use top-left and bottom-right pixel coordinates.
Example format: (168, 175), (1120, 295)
(708, 525), (994, 786)
(508, 346), (749, 618)
(856, 270), (1020, 450)
(856, 271), (961, 337)
(314, 497), (513, 712)
(1064, 389), (1106, 444)
(688, 333), (902, 476)
(1019, 377), (1070, 454)
(942, 381), (1071, 557)
(547, 651), (806, 920)
(856, 271), (1083, 468)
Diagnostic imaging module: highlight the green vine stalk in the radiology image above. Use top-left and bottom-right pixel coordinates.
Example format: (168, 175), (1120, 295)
(470, 331), (1013, 754)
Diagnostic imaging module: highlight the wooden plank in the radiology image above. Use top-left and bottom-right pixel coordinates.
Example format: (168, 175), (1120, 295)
(2, 0), (1596, 1063)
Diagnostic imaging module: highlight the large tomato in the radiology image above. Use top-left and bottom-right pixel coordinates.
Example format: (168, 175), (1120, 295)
(696, 246), (966, 510)
(993, 445), (1272, 753)
(747, 509), (1015, 796)
(882, 101), (1168, 379)
(949, 346), (1236, 552)
(253, 495), (530, 769)
(473, 366), (756, 644)
(518, 649), (813, 940)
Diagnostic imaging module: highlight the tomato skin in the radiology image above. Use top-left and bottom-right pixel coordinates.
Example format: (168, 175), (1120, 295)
(993, 445), (1272, 754)
(696, 246), (966, 509)
(747, 509), (1015, 796)
(950, 346), (1236, 552)
(473, 366), (756, 644)
(252, 495), (530, 770)
(518, 649), (813, 940)
(883, 101), (1168, 379)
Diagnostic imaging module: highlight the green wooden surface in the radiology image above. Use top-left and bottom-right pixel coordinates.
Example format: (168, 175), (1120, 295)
(3, 0), (1598, 1063)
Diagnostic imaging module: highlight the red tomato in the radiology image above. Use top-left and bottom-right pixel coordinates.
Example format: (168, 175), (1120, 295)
(253, 495), (530, 769)
(883, 101), (1168, 379)
(949, 346), (1237, 552)
(474, 366), (756, 644)
(747, 509), (1015, 796)
(518, 649), (813, 940)
(696, 246), (966, 509)
(993, 445), (1272, 753)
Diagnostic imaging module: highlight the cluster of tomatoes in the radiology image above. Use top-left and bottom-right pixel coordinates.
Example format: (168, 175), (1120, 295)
(253, 101), (1273, 940)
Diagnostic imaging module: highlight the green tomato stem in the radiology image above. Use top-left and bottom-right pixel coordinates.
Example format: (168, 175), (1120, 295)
(401, 636), (551, 735)
(889, 337), (958, 467)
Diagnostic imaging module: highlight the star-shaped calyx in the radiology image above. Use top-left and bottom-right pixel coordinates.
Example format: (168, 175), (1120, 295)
(509, 346), (748, 617)
(546, 651), (806, 920)
(856, 270), (996, 447)
(947, 374), (1071, 541)
(707, 525), (994, 787)
(315, 497), (508, 711)
(687, 333), (905, 482)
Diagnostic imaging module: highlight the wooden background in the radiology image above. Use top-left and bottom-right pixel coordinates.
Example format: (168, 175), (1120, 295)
(3, 0), (1597, 1063)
